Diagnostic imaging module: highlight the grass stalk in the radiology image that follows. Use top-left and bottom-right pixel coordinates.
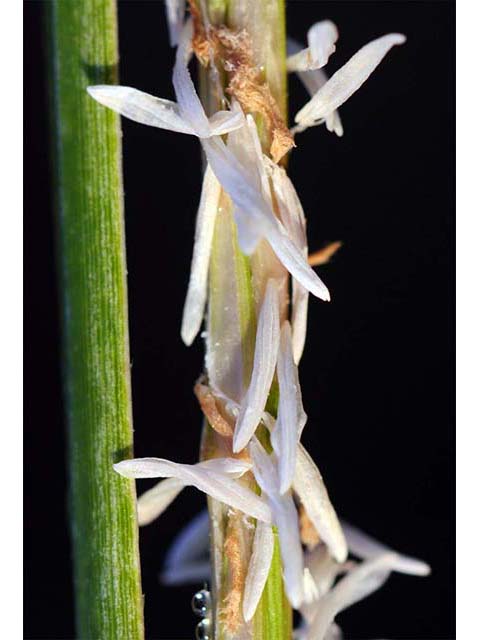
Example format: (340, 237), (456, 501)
(47, 1), (144, 637)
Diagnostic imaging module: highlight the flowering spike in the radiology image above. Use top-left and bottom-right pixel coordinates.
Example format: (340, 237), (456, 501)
(91, 8), (428, 637)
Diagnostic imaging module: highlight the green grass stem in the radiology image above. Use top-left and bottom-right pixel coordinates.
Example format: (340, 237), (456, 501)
(47, 1), (144, 637)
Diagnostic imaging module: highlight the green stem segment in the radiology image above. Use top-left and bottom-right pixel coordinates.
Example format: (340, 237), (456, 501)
(253, 530), (292, 640)
(47, 1), (144, 638)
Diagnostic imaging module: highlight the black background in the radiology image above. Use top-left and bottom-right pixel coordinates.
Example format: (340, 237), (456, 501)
(25, 1), (454, 638)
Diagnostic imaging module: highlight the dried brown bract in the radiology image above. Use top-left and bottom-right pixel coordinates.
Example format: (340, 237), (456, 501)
(188, 0), (212, 66)
(299, 503), (321, 550)
(213, 26), (294, 162)
(188, 1), (294, 162)
(194, 380), (234, 437)
(221, 513), (249, 633)
(308, 241), (343, 267)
